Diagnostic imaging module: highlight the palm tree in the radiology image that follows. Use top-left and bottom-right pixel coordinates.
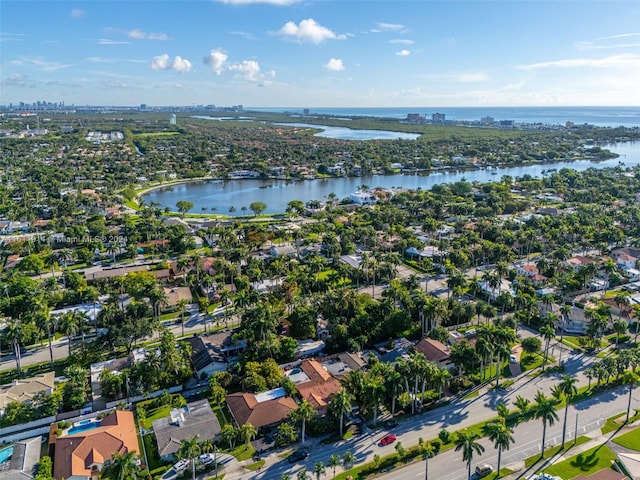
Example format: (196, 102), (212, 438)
(101, 451), (142, 480)
(342, 451), (355, 470)
(239, 422), (257, 449)
(623, 370), (640, 422)
(328, 454), (341, 479)
(454, 430), (485, 480)
(418, 438), (435, 480)
(293, 400), (315, 445)
(533, 390), (559, 458)
(540, 324), (555, 372)
(60, 311), (80, 357)
(2, 318), (24, 374)
(331, 389), (352, 437)
(177, 298), (188, 337)
(485, 419), (515, 477)
(35, 303), (56, 369)
(178, 435), (201, 480)
(313, 461), (326, 480)
(613, 319), (628, 348)
(554, 375), (578, 449)
(297, 471), (310, 480)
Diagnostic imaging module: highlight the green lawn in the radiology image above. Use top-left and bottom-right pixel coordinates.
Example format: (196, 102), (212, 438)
(520, 352), (544, 371)
(140, 404), (173, 430)
(613, 425), (640, 451)
(244, 460), (265, 471)
(544, 445), (617, 479)
(227, 444), (254, 461)
(142, 433), (167, 471)
(524, 436), (591, 467)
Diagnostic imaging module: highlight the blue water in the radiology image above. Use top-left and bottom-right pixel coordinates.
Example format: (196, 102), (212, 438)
(250, 106), (640, 128)
(274, 122), (420, 140)
(68, 420), (101, 435)
(0, 446), (13, 463)
(144, 142), (640, 216)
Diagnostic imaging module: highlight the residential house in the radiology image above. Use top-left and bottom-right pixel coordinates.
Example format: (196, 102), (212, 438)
(615, 254), (638, 270)
(226, 388), (298, 430)
(0, 372), (55, 417)
(349, 192), (376, 205)
(374, 338), (414, 363)
(163, 287), (194, 309)
(415, 339), (455, 372)
(292, 360), (342, 415)
(564, 255), (596, 271)
(612, 246), (640, 261)
(269, 244), (297, 257)
(84, 265), (150, 283)
(51, 410), (138, 480)
(153, 400), (221, 461)
(0, 436), (41, 480)
(182, 336), (228, 378)
(479, 278), (515, 302)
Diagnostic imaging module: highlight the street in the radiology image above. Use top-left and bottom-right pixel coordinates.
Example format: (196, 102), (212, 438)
(224, 343), (636, 480)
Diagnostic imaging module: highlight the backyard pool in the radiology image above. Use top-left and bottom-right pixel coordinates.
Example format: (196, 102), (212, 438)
(68, 419), (101, 435)
(0, 445), (14, 464)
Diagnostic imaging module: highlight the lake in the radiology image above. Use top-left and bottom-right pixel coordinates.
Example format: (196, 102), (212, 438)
(142, 142), (640, 216)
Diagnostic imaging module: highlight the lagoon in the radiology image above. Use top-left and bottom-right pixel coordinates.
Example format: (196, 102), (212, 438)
(142, 142), (640, 216)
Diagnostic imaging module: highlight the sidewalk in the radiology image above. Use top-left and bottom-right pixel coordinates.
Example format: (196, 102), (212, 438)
(502, 419), (640, 480)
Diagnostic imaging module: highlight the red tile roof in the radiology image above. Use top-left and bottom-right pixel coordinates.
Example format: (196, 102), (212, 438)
(226, 393), (297, 429)
(53, 410), (138, 480)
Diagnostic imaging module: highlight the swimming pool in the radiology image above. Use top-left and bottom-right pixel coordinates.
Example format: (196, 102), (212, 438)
(68, 419), (101, 435)
(0, 445), (14, 464)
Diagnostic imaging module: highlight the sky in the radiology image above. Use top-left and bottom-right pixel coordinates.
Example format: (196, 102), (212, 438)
(1, 0), (640, 108)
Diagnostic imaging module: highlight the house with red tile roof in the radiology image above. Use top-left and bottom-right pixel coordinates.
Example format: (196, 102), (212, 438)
(51, 410), (138, 480)
(295, 360), (342, 415)
(226, 388), (297, 430)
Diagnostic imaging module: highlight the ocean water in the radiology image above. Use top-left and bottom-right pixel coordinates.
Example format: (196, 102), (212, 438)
(249, 106), (640, 128)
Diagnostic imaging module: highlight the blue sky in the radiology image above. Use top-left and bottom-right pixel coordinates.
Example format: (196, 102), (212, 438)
(1, 0), (640, 107)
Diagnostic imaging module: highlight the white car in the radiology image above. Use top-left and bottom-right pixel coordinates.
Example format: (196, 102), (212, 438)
(199, 453), (215, 465)
(173, 459), (189, 472)
(535, 474), (562, 480)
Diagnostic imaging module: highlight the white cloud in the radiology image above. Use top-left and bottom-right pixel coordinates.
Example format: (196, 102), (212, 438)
(10, 57), (73, 71)
(86, 57), (146, 64)
(324, 58), (345, 71)
(203, 49), (228, 74)
(98, 38), (130, 45)
(214, 0), (299, 4)
(375, 22), (407, 32)
(390, 39), (414, 45)
(1, 74), (33, 87)
(150, 54), (192, 73)
(70, 9), (85, 19)
(275, 18), (345, 44)
(128, 29), (168, 40)
(396, 49), (410, 56)
(517, 54), (640, 70)
(228, 60), (275, 83)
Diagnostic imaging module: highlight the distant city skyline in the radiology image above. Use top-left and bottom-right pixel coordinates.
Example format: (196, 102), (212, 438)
(1, 0), (640, 107)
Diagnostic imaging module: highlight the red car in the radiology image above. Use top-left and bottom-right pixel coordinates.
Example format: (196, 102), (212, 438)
(380, 434), (396, 446)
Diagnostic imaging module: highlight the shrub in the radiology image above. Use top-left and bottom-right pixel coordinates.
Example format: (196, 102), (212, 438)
(438, 429), (451, 444)
(430, 439), (441, 453)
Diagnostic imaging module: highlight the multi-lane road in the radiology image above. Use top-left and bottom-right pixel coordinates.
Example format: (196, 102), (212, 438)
(225, 344), (634, 480)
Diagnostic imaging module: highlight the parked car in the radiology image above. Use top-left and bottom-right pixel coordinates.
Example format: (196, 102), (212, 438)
(380, 434), (397, 446)
(535, 474), (562, 480)
(287, 449), (309, 464)
(509, 354), (518, 363)
(475, 463), (493, 477)
(173, 459), (189, 472)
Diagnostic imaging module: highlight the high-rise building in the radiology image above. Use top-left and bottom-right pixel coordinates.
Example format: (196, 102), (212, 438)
(169, 114), (177, 125)
(432, 112), (446, 124)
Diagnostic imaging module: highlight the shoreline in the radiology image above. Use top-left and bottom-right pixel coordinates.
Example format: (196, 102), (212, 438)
(136, 153), (621, 200)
